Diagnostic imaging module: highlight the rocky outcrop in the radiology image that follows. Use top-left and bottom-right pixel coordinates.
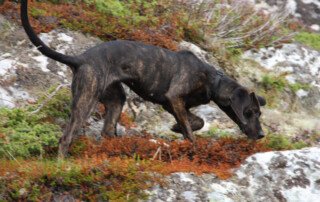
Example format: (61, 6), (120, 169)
(243, 44), (320, 101)
(147, 147), (320, 202)
(242, 43), (320, 137)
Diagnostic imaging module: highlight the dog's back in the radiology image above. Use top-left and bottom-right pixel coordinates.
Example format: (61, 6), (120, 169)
(79, 40), (213, 104)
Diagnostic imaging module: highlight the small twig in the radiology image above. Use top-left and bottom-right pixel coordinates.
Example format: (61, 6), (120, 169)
(152, 147), (162, 161)
(1, 148), (26, 168)
(168, 148), (172, 163)
(30, 83), (70, 114)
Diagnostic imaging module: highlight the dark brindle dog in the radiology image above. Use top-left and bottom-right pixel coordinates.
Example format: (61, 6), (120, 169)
(21, 0), (266, 157)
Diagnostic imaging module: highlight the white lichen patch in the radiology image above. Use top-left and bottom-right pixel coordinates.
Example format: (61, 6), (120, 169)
(57, 33), (73, 43)
(310, 24), (320, 31)
(181, 191), (198, 202)
(0, 87), (15, 108)
(301, 0), (320, 7)
(0, 59), (15, 76)
(0, 86), (32, 108)
(39, 32), (53, 45)
(33, 55), (49, 72)
(296, 89), (309, 97)
(177, 173), (196, 184)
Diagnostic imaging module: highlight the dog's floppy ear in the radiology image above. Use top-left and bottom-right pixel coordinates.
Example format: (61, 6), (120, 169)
(250, 92), (261, 107)
(257, 95), (266, 106)
(230, 88), (250, 125)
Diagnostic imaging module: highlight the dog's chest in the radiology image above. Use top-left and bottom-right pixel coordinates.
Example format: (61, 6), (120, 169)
(185, 87), (211, 108)
(125, 80), (168, 104)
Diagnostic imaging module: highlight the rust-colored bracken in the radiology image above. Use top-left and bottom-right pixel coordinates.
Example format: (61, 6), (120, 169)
(70, 135), (270, 179)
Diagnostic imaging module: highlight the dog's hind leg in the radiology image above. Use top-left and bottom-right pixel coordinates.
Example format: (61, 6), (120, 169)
(100, 83), (126, 137)
(58, 65), (98, 158)
(171, 111), (204, 133)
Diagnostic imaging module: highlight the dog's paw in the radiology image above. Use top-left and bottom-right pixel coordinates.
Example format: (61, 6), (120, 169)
(171, 118), (205, 133)
(171, 124), (182, 133)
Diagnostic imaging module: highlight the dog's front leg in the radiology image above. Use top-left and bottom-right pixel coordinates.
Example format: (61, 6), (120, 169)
(165, 96), (195, 142)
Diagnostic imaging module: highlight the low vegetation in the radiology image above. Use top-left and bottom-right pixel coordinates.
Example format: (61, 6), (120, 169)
(0, 85), (311, 200)
(295, 32), (320, 51)
(263, 133), (309, 150)
(258, 74), (310, 107)
(0, 158), (160, 201)
(202, 126), (232, 138)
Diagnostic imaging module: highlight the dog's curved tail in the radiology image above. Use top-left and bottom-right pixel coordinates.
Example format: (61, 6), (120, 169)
(21, 0), (81, 70)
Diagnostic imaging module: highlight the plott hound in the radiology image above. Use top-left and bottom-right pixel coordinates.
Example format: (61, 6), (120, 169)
(21, 0), (266, 157)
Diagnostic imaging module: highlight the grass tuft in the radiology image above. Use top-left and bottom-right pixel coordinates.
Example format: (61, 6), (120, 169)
(295, 32), (320, 51)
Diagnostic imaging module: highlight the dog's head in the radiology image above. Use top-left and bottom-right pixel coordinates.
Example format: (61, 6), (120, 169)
(218, 88), (266, 140)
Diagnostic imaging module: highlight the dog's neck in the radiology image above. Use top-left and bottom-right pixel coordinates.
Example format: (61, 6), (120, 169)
(210, 71), (242, 106)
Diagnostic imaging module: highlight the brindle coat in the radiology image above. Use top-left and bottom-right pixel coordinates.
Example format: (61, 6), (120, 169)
(21, 0), (266, 157)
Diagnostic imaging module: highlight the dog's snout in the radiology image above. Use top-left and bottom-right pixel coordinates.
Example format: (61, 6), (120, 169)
(257, 130), (265, 139)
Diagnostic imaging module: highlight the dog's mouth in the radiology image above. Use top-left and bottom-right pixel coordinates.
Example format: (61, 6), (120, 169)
(247, 135), (264, 140)
(241, 127), (265, 140)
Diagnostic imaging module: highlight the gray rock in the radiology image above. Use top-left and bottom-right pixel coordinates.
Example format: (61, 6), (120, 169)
(147, 147), (320, 202)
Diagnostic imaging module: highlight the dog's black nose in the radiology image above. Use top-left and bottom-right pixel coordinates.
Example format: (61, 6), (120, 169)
(257, 130), (265, 139)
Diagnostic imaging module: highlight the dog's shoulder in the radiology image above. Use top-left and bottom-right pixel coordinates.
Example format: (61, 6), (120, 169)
(177, 50), (197, 57)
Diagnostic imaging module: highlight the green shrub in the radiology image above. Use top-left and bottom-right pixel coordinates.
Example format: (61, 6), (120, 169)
(30, 7), (46, 18)
(261, 75), (286, 92)
(0, 108), (61, 158)
(265, 134), (309, 150)
(83, 0), (159, 26)
(84, 0), (129, 17)
(288, 82), (310, 93)
(0, 85), (73, 159)
(295, 32), (320, 51)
